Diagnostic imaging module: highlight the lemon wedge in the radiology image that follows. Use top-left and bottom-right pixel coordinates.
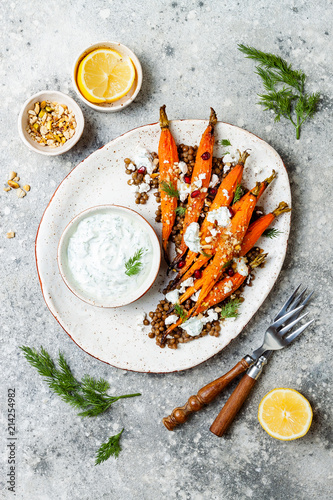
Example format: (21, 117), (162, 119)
(77, 48), (135, 104)
(258, 388), (313, 441)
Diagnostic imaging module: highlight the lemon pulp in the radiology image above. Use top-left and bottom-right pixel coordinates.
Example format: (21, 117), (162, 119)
(77, 48), (135, 104)
(258, 388), (313, 441)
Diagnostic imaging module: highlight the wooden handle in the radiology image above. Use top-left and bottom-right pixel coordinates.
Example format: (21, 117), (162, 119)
(162, 358), (250, 431)
(210, 374), (257, 437)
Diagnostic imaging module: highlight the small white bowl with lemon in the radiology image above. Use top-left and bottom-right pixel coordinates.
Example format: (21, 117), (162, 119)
(73, 41), (142, 112)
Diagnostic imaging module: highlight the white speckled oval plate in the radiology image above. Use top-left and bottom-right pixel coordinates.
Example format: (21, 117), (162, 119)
(35, 120), (291, 373)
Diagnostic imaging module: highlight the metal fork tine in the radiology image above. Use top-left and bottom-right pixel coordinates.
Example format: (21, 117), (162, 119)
(271, 305), (304, 329)
(288, 287), (307, 310)
(284, 319), (314, 344)
(279, 312), (309, 336)
(273, 284), (302, 321)
(300, 291), (314, 308)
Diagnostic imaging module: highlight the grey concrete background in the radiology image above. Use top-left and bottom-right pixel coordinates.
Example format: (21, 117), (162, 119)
(0, 1), (332, 499)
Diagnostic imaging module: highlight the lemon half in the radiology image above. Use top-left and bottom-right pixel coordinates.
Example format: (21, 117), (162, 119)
(258, 388), (313, 441)
(77, 48), (135, 104)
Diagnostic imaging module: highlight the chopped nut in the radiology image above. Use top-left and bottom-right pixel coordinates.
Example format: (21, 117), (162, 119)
(3, 187), (11, 192)
(6, 232), (15, 239)
(13, 176), (20, 182)
(16, 188), (26, 198)
(214, 307), (222, 313)
(9, 171), (16, 180)
(23, 184), (30, 192)
(8, 180), (19, 189)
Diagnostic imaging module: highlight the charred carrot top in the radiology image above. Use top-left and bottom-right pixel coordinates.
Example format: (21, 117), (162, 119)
(240, 201), (291, 256)
(232, 170), (276, 213)
(158, 105), (180, 264)
(170, 108), (217, 269)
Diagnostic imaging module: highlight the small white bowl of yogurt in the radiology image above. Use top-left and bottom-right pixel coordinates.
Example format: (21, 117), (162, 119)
(57, 205), (161, 308)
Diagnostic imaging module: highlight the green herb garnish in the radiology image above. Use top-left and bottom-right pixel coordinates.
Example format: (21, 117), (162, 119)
(174, 206), (187, 216)
(238, 44), (320, 139)
(160, 180), (179, 199)
(95, 429), (124, 465)
(263, 228), (282, 239)
(222, 260), (232, 269)
(232, 183), (244, 204)
(20, 346), (141, 464)
(201, 250), (211, 258)
(221, 139), (232, 147)
(125, 248), (144, 277)
(174, 304), (187, 321)
(20, 346), (141, 417)
(220, 298), (242, 320)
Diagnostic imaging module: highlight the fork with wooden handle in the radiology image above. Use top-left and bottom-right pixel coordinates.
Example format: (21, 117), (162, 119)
(163, 285), (313, 431)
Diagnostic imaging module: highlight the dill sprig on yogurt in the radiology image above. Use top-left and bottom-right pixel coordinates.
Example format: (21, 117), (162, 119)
(125, 248), (145, 277)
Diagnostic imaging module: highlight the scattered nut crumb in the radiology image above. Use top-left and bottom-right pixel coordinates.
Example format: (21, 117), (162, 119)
(23, 184), (30, 192)
(3, 187), (11, 192)
(6, 232), (15, 239)
(9, 171), (16, 180)
(8, 180), (19, 189)
(16, 188), (26, 198)
(13, 176), (20, 182)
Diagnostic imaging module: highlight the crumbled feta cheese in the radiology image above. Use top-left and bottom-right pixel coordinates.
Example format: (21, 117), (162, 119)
(138, 182), (151, 193)
(127, 163), (136, 171)
(202, 187), (208, 193)
(165, 289), (179, 304)
(199, 173), (206, 181)
(224, 163), (231, 173)
(180, 308), (219, 336)
(223, 280), (233, 294)
(234, 257), (248, 277)
(178, 161), (188, 175)
(207, 207), (231, 227)
(209, 174), (219, 188)
(163, 160), (169, 163)
(193, 178), (202, 189)
(209, 228), (218, 237)
(130, 184), (139, 193)
(177, 179), (191, 202)
(165, 314), (179, 326)
(179, 277), (195, 293)
(222, 189), (229, 197)
(205, 236), (212, 243)
(144, 174), (151, 183)
(191, 290), (201, 302)
(180, 317), (204, 336)
(133, 147), (155, 174)
(184, 222), (201, 253)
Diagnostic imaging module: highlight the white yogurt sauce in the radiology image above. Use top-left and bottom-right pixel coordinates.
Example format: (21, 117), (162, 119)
(207, 206), (231, 227)
(66, 212), (153, 301)
(184, 222), (201, 253)
(180, 309), (219, 336)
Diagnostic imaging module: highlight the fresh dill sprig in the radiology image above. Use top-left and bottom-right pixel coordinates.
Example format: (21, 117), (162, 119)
(160, 181), (179, 199)
(125, 248), (144, 277)
(201, 250), (211, 258)
(222, 260), (232, 269)
(174, 304), (187, 321)
(238, 44), (320, 139)
(263, 228), (282, 239)
(220, 298), (242, 320)
(95, 430), (124, 466)
(232, 183), (244, 204)
(174, 206), (187, 216)
(20, 346), (141, 418)
(221, 139), (232, 147)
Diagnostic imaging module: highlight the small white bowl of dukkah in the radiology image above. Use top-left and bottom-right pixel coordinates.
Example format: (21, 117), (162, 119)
(57, 205), (161, 308)
(18, 90), (84, 156)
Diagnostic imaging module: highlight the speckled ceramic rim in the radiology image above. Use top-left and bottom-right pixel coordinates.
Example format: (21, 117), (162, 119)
(35, 120), (291, 373)
(57, 204), (161, 308)
(17, 90), (85, 156)
(72, 41), (143, 112)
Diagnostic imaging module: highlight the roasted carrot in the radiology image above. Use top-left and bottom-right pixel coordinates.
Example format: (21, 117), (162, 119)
(161, 254), (267, 343)
(171, 152), (247, 285)
(188, 182), (261, 316)
(158, 105), (180, 264)
(170, 108), (217, 269)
